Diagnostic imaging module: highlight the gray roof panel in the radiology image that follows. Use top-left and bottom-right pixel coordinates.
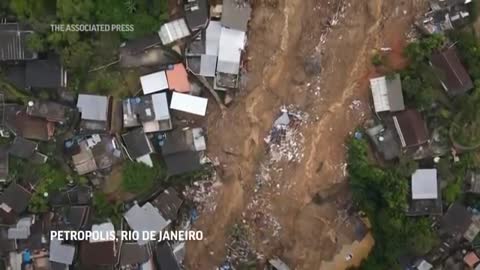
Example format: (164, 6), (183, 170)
(221, 0), (252, 31)
(386, 74), (405, 112)
(77, 94), (109, 121)
(200, 55), (217, 77)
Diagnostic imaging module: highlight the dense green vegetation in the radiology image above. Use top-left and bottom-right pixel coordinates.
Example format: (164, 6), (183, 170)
(92, 191), (122, 225)
(1, 0), (169, 94)
(28, 162), (69, 213)
(354, 28), (480, 268)
(447, 31), (480, 147)
(348, 137), (439, 269)
(401, 34), (447, 111)
(121, 160), (164, 194)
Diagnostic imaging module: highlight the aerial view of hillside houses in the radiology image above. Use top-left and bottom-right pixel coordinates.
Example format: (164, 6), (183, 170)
(349, 0), (480, 269)
(0, 0), (256, 269)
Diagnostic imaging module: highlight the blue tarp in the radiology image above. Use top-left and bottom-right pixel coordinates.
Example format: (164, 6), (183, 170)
(23, 250), (31, 263)
(190, 208), (199, 223)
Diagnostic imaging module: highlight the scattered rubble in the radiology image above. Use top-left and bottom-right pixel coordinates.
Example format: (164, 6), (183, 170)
(349, 99), (362, 111)
(264, 105), (309, 164)
(219, 223), (262, 269)
(183, 170), (222, 214)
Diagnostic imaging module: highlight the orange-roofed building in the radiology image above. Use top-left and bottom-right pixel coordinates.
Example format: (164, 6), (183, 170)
(166, 64), (191, 93)
(464, 251), (480, 268)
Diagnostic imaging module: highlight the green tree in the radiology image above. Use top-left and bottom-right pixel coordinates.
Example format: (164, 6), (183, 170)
(26, 162), (69, 213)
(122, 161), (161, 193)
(371, 53), (383, 66)
(443, 180), (462, 204)
(26, 33), (47, 52)
(404, 34), (445, 65)
(10, 0), (54, 19)
(348, 136), (438, 269)
(61, 41), (94, 76)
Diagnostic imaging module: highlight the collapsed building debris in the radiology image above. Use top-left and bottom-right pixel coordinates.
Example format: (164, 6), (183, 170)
(183, 169), (221, 214)
(264, 106), (309, 164)
(219, 223), (262, 269)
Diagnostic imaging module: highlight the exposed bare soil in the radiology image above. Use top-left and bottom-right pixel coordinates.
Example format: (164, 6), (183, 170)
(185, 0), (427, 269)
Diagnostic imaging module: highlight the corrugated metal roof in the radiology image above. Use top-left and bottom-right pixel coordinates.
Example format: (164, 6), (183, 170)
(369, 74), (405, 113)
(151, 92), (170, 121)
(158, 19), (190, 45)
(200, 55), (217, 77)
(0, 24), (37, 61)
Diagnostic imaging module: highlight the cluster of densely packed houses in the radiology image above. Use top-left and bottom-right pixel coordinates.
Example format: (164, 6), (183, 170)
(366, 1), (480, 269)
(0, 0), (253, 269)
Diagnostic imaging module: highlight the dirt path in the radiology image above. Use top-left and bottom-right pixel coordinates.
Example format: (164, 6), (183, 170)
(185, 1), (427, 269)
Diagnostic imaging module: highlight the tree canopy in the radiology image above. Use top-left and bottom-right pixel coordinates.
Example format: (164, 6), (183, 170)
(5, 0), (169, 92)
(29, 162), (69, 213)
(347, 137), (439, 269)
(122, 160), (162, 194)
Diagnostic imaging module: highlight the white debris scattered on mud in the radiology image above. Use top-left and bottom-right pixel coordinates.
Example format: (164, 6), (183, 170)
(348, 99), (362, 110)
(239, 105), (310, 243)
(264, 105), (309, 164)
(246, 197), (282, 237)
(315, 0), (350, 49)
(183, 170), (222, 214)
(406, 25), (421, 43)
(219, 223), (263, 270)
